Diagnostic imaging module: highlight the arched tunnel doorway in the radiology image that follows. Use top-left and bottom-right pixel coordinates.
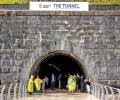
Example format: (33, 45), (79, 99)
(29, 51), (87, 88)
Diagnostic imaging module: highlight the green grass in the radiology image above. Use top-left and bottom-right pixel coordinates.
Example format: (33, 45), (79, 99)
(89, 0), (120, 5)
(0, 0), (30, 4)
(0, 0), (120, 5)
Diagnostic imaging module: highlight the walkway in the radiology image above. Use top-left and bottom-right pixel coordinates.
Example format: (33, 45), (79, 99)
(17, 93), (100, 100)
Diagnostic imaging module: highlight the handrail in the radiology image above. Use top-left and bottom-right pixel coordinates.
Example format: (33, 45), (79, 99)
(91, 83), (120, 100)
(22, 82), (28, 97)
(8, 83), (13, 100)
(14, 83), (18, 99)
(1, 82), (120, 100)
(0, 85), (6, 100)
(0, 82), (28, 100)
(18, 82), (23, 98)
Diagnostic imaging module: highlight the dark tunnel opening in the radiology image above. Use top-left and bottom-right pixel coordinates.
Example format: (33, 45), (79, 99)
(31, 53), (86, 89)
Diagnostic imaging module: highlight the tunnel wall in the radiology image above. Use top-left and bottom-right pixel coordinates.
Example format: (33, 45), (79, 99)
(0, 11), (120, 86)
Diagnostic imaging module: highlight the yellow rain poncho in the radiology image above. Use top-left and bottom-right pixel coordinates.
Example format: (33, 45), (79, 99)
(68, 75), (76, 92)
(34, 77), (42, 91)
(28, 75), (34, 93)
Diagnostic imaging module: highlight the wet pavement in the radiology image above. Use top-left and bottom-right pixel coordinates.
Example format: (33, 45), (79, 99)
(18, 93), (100, 100)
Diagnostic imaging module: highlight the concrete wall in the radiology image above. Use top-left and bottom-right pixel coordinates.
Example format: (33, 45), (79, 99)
(0, 10), (120, 87)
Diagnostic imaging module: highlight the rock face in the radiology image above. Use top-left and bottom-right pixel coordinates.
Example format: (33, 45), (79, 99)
(0, 11), (120, 87)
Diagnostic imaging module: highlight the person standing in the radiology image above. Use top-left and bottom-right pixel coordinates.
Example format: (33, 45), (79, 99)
(80, 75), (84, 92)
(67, 74), (76, 94)
(61, 74), (68, 89)
(28, 75), (34, 94)
(64, 74), (68, 89)
(45, 76), (49, 90)
(42, 76), (49, 92)
(51, 74), (56, 90)
(34, 75), (42, 93)
(58, 74), (62, 89)
(76, 73), (80, 90)
(85, 76), (91, 94)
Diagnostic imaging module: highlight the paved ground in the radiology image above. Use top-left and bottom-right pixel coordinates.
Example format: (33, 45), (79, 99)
(18, 93), (100, 100)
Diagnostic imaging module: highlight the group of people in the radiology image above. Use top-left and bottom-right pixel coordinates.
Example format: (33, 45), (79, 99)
(67, 74), (91, 94)
(28, 75), (49, 94)
(27, 73), (91, 94)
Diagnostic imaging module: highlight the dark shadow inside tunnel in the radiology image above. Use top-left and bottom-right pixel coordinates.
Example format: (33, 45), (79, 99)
(30, 52), (86, 89)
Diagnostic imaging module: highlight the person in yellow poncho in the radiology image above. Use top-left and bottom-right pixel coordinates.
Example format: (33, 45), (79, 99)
(67, 74), (76, 94)
(34, 75), (42, 93)
(28, 75), (34, 94)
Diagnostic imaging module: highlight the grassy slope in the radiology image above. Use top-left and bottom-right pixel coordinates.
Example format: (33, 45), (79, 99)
(0, 0), (16, 4)
(0, 0), (30, 4)
(0, 0), (120, 5)
(89, 0), (120, 5)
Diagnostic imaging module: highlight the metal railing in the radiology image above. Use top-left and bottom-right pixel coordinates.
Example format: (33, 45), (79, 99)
(1, 82), (120, 100)
(91, 83), (120, 100)
(0, 82), (27, 100)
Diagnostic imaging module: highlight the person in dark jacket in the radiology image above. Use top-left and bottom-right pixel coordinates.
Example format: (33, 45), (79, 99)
(58, 74), (62, 89)
(51, 74), (56, 90)
(80, 75), (84, 92)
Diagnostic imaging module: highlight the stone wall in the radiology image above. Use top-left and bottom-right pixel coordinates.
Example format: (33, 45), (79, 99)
(0, 10), (120, 87)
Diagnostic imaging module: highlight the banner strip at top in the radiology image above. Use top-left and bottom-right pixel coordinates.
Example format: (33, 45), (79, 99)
(30, 2), (89, 11)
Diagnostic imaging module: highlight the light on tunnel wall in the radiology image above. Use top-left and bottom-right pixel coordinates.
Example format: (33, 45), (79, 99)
(48, 64), (61, 72)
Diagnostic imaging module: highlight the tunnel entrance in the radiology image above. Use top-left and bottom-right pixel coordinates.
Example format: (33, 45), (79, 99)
(30, 51), (87, 89)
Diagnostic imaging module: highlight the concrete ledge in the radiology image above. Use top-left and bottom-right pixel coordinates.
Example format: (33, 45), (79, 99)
(0, 10), (120, 16)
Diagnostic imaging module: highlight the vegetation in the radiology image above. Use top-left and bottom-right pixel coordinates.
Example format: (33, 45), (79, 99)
(0, 0), (31, 4)
(88, 0), (120, 5)
(0, 0), (120, 5)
